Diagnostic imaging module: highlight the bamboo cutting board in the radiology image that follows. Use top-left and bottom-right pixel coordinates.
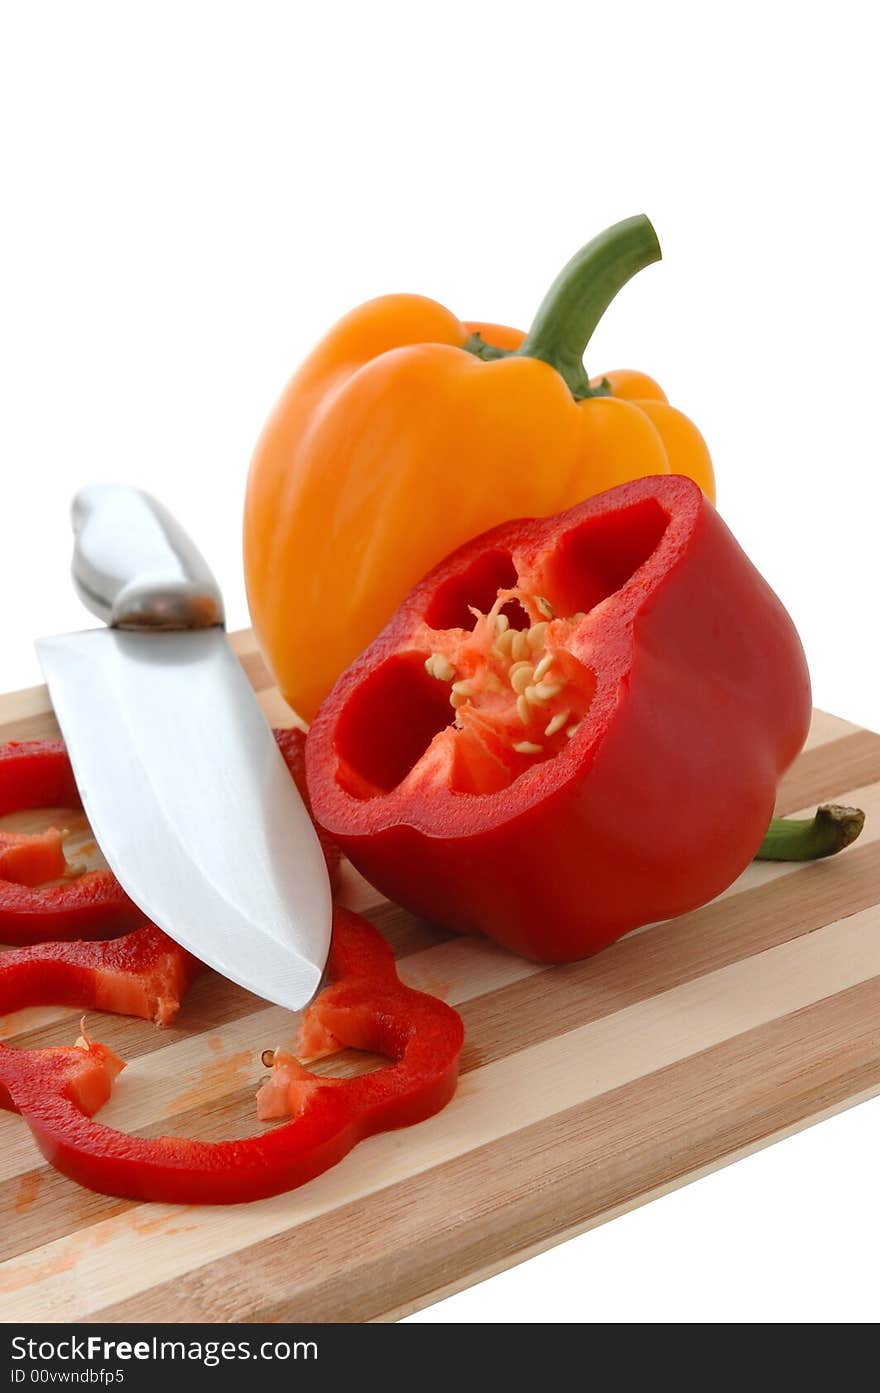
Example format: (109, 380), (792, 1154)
(1, 629), (879, 1323)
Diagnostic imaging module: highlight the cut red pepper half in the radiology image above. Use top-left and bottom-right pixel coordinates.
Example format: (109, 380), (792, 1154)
(0, 907), (463, 1204)
(0, 729), (340, 945)
(306, 475), (814, 962)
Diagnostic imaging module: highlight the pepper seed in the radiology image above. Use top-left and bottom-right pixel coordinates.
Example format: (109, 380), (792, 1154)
(510, 663), (535, 694)
(425, 653), (456, 682)
(544, 709), (569, 737)
(533, 653), (553, 682)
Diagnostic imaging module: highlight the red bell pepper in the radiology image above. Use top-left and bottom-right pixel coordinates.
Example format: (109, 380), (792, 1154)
(306, 475), (815, 962)
(0, 729), (340, 945)
(0, 907), (463, 1204)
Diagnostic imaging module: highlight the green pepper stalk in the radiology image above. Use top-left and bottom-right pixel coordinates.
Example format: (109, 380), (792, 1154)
(756, 804), (866, 861)
(465, 214), (662, 399)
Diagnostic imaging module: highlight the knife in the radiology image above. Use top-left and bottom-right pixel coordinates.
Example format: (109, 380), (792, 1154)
(36, 484), (332, 1011)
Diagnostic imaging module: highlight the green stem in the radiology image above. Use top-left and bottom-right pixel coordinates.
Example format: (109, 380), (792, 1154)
(514, 214), (661, 399)
(755, 804), (865, 861)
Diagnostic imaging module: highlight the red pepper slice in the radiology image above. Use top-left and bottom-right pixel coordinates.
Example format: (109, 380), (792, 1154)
(0, 741), (144, 943)
(0, 825), (69, 886)
(0, 922), (201, 1026)
(0, 729), (340, 945)
(0, 908), (463, 1204)
(306, 475), (814, 962)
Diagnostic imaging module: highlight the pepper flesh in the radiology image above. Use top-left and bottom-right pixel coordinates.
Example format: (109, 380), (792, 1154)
(0, 826), (69, 886)
(0, 729), (340, 944)
(0, 922), (201, 1025)
(306, 476), (813, 962)
(244, 215), (715, 721)
(0, 907), (463, 1204)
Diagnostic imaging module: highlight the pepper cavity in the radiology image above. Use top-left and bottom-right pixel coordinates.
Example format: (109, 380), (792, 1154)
(323, 489), (681, 805)
(421, 588), (591, 791)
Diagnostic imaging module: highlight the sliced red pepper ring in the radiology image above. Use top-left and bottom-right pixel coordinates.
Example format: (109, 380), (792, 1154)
(0, 729), (341, 946)
(0, 907), (464, 1204)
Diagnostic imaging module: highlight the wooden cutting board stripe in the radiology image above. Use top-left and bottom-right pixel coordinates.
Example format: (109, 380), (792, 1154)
(0, 633), (878, 1321)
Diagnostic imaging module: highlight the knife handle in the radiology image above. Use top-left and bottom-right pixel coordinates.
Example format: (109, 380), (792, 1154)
(71, 484), (225, 630)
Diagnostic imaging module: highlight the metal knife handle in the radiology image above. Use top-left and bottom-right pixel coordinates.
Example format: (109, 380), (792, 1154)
(71, 484), (225, 630)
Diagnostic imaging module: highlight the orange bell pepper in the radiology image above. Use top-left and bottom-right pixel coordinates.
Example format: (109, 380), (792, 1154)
(244, 215), (715, 721)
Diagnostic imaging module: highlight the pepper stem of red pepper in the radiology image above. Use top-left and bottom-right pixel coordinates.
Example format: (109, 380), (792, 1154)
(755, 804), (865, 861)
(513, 214), (662, 400)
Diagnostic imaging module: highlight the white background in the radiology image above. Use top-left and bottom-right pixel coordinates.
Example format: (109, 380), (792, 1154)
(1, 1), (878, 1322)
